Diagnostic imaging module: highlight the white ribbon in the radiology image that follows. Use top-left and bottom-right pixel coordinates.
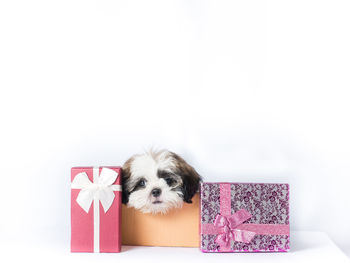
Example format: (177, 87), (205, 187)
(71, 167), (122, 252)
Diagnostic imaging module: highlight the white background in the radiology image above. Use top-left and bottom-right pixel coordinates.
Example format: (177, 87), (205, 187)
(0, 0), (349, 260)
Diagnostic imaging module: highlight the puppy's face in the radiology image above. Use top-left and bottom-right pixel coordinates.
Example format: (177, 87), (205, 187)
(122, 150), (201, 214)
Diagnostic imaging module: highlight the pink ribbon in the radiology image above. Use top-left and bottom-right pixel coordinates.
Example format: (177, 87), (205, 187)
(201, 184), (289, 252)
(214, 210), (256, 249)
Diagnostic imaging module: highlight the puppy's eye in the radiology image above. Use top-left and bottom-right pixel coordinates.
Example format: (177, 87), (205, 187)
(131, 178), (147, 193)
(165, 177), (174, 186)
(138, 179), (146, 187)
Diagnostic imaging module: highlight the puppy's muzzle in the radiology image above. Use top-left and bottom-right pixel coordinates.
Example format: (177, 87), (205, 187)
(151, 188), (161, 197)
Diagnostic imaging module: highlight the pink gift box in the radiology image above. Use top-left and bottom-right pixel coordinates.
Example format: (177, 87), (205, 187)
(71, 167), (122, 253)
(200, 182), (290, 252)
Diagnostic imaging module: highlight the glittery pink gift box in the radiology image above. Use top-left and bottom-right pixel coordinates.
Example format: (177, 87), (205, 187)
(200, 182), (290, 253)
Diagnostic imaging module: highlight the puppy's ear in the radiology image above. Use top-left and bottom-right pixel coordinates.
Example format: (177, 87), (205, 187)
(171, 152), (202, 204)
(121, 158), (133, 204)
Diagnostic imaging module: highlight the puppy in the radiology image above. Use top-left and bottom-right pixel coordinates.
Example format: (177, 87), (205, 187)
(122, 150), (201, 214)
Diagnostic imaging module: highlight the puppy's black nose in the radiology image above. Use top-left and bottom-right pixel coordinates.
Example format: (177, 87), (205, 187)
(151, 188), (161, 197)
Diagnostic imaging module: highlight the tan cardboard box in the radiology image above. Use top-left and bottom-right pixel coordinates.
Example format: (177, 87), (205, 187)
(121, 194), (200, 247)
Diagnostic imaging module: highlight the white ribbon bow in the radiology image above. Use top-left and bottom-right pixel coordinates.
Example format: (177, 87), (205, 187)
(71, 167), (122, 213)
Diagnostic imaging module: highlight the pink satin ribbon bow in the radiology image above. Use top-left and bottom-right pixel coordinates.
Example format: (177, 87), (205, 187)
(214, 209), (256, 248)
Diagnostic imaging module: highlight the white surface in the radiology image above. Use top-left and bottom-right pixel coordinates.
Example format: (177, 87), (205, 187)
(1, 232), (349, 263)
(1, 0), (350, 259)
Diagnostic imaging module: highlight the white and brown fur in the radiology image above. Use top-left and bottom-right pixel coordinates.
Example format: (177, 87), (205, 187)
(122, 150), (201, 214)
